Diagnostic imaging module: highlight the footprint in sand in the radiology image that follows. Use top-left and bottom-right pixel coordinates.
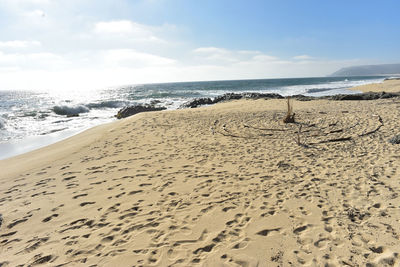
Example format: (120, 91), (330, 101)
(72, 193), (88, 199)
(79, 202), (96, 207)
(7, 218), (28, 229)
(42, 214), (59, 222)
(30, 254), (53, 265)
(256, 228), (281, 237)
(293, 224), (312, 235)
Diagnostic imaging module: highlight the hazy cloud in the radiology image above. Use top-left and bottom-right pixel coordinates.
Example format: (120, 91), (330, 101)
(293, 55), (313, 60)
(93, 20), (168, 44)
(0, 40), (41, 48)
(101, 49), (176, 67)
(0, 51), (68, 69)
(0, 2), (371, 90)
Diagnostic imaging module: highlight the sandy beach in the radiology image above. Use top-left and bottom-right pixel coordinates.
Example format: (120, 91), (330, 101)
(1, 82), (400, 266)
(352, 78), (400, 93)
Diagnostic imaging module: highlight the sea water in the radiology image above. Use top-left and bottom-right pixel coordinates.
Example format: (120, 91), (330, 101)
(0, 76), (385, 159)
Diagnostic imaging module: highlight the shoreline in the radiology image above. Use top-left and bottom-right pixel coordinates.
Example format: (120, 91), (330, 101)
(350, 78), (400, 93)
(1, 77), (399, 161)
(1, 97), (400, 265)
(0, 127), (92, 161)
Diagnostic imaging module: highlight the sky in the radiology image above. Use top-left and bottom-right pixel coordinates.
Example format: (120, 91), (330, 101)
(0, 0), (399, 90)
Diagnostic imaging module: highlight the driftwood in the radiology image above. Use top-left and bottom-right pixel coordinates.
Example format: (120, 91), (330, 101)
(283, 97), (295, 123)
(212, 113), (384, 145)
(243, 124), (286, 131)
(358, 115), (383, 137)
(312, 137), (353, 144)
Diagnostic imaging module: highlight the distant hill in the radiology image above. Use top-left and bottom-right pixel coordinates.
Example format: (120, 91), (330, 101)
(331, 63), (400, 76)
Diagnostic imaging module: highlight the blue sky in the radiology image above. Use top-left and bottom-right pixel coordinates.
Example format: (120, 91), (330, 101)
(0, 0), (399, 90)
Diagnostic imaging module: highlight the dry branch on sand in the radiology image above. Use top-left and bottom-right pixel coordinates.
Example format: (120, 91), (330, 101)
(283, 97), (295, 123)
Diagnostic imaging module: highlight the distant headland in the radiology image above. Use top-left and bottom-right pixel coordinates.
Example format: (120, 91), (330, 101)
(331, 63), (400, 76)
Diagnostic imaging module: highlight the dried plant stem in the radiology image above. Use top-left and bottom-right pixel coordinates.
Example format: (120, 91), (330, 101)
(283, 97), (295, 123)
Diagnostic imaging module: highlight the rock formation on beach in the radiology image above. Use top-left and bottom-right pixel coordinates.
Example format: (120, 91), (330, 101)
(180, 91), (400, 109)
(116, 104), (167, 119)
(180, 92), (284, 108)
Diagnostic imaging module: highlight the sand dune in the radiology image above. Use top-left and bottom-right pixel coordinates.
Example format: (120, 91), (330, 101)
(1, 98), (400, 266)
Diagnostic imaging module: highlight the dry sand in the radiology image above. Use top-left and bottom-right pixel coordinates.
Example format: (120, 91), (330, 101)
(352, 78), (400, 93)
(1, 97), (400, 266)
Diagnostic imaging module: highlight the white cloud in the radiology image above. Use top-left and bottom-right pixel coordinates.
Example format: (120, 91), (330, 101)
(26, 9), (46, 17)
(0, 0), (51, 8)
(93, 20), (166, 43)
(0, 0), (371, 91)
(0, 40), (41, 48)
(0, 51), (68, 69)
(252, 54), (279, 62)
(94, 20), (139, 34)
(293, 55), (313, 60)
(237, 50), (262, 55)
(193, 47), (242, 63)
(193, 47), (230, 54)
(102, 49), (176, 67)
(11, 0), (51, 4)
(189, 46), (369, 80)
(0, 38), (369, 90)
(193, 46), (280, 64)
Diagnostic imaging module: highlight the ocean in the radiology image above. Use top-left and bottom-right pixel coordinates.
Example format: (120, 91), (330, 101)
(0, 76), (385, 159)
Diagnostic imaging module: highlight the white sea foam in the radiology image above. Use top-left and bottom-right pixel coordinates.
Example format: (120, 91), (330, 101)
(277, 78), (384, 96)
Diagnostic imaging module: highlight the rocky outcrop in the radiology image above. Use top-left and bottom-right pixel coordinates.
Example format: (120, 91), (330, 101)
(181, 92), (284, 108)
(116, 91), (400, 115)
(116, 105), (166, 119)
(181, 98), (214, 108)
(180, 91), (400, 108)
(328, 91), (400, 101)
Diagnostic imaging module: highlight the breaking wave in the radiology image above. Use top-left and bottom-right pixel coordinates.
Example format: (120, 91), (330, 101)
(53, 105), (90, 116)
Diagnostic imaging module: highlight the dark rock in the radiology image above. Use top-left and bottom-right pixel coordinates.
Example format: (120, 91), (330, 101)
(384, 77), (400, 81)
(179, 90), (400, 110)
(150, 100), (162, 105)
(0, 214), (2, 229)
(213, 93), (244, 103)
(389, 135), (400, 144)
(291, 95), (315, 101)
(181, 92), (284, 109)
(329, 94), (365, 100)
(66, 114), (79, 118)
(244, 92), (284, 99)
(116, 104), (166, 119)
(213, 92), (283, 104)
(181, 98), (214, 108)
(329, 91), (400, 101)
